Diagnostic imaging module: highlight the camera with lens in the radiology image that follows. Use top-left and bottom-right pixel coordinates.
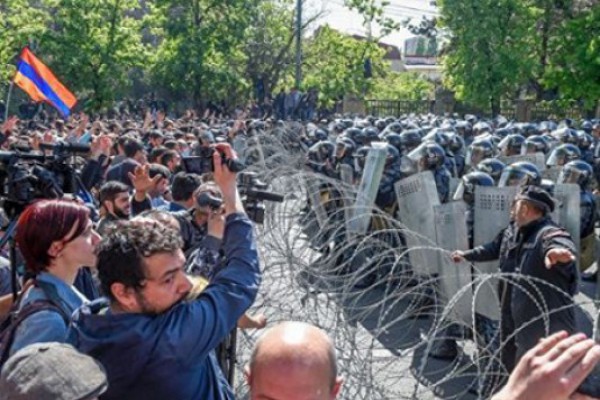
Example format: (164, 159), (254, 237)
(182, 147), (246, 175)
(237, 171), (284, 224)
(0, 141), (90, 217)
(195, 191), (223, 212)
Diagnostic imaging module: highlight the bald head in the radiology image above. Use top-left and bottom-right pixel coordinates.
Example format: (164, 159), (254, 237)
(247, 322), (342, 400)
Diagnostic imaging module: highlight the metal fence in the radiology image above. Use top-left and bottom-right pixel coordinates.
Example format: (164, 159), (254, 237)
(366, 100), (434, 117)
(366, 98), (596, 121)
(529, 101), (590, 122)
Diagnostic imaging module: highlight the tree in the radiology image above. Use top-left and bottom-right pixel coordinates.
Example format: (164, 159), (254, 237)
(149, 0), (258, 109)
(302, 26), (386, 107)
(543, 3), (600, 107)
(438, 0), (535, 115)
(0, 0), (52, 97)
(369, 72), (434, 100)
(42, 0), (147, 111)
(242, 0), (320, 100)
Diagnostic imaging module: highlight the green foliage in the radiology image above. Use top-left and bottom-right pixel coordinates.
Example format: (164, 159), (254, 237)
(0, 0), (53, 95)
(369, 72), (434, 100)
(344, 0), (401, 38)
(302, 26), (386, 107)
(439, 0), (599, 111)
(42, 0), (147, 111)
(148, 0), (257, 108)
(243, 0), (303, 97)
(438, 0), (535, 115)
(544, 4), (600, 108)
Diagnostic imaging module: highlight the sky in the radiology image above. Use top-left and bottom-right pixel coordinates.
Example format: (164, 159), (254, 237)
(305, 0), (439, 50)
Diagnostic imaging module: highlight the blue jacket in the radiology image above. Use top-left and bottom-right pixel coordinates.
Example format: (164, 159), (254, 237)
(10, 272), (88, 356)
(67, 213), (261, 400)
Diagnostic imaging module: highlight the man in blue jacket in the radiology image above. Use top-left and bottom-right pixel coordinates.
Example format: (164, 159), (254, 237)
(68, 144), (262, 400)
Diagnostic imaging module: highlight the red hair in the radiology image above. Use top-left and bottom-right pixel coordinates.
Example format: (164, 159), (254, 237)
(16, 199), (90, 275)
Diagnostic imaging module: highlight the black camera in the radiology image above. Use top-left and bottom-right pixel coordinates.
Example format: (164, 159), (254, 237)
(237, 171), (284, 224)
(196, 191), (223, 211)
(182, 147), (246, 175)
(0, 141), (91, 217)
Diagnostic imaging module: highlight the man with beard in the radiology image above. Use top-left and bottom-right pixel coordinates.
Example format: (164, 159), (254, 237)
(68, 144), (261, 400)
(97, 181), (131, 235)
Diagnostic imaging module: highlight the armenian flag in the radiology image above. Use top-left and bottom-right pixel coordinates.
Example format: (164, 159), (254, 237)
(13, 47), (77, 117)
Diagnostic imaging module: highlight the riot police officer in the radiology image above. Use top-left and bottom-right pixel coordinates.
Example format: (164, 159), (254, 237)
(466, 138), (496, 172)
(558, 160), (597, 273)
(306, 140), (336, 178)
(498, 134), (525, 157)
(375, 144), (403, 210)
(453, 171), (495, 248)
(476, 158), (506, 185)
(406, 142), (451, 203)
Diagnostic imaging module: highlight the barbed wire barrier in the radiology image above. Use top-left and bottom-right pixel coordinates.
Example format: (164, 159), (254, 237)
(229, 128), (600, 399)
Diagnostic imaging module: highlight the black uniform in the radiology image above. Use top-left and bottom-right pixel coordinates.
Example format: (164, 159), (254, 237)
(463, 216), (578, 371)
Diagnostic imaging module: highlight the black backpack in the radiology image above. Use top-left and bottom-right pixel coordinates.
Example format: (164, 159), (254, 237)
(0, 281), (69, 368)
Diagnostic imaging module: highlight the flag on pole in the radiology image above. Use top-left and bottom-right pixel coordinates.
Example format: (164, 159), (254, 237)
(13, 47), (77, 117)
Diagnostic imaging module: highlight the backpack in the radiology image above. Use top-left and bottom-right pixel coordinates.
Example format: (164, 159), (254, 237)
(0, 281), (69, 369)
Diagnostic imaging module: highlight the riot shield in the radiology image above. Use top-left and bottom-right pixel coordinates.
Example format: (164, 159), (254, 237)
(543, 166), (561, 181)
(339, 164), (354, 186)
(305, 177), (329, 230)
(449, 177), (460, 201)
(346, 143), (387, 237)
(232, 135), (248, 164)
(395, 171), (441, 276)
(434, 201), (473, 325)
(498, 153), (546, 171)
(551, 184), (580, 267)
(339, 164), (356, 233)
(473, 186), (519, 321)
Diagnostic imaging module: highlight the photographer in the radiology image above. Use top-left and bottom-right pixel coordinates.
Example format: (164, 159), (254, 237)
(68, 143), (262, 400)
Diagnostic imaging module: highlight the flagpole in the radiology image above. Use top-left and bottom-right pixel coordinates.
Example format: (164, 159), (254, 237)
(4, 81), (14, 122)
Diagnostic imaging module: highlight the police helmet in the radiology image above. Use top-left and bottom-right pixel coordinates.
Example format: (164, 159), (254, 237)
(454, 171), (495, 204)
(335, 137), (356, 159)
(314, 128), (329, 142)
(476, 158), (506, 185)
(546, 144), (581, 168)
(466, 138), (495, 167)
(498, 161), (541, 187)
(399, 130), (422, 154)
(498, 134), (526, 156)
(557, 160), (593, 189)
(521, 135), (549, 155)
(550, 127), (579, 145)
(406, 142), (446, 172)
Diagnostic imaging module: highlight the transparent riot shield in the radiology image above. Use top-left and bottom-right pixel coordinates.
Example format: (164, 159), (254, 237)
(552, 184), (580, 267)
(434, 201), (473, 326)
(543, 166), (561, 181)
(339, 164), (356, 233)
(305, 176), (329, 230)
(473, 186), (519, 321)
(395, 171), (441, 276)
(346, 143), (387, 237)
(498, 153), (546, 171)
(339, 164), (354, 187)
(449, 177), (460, 201)
(232, 135), (248, 164)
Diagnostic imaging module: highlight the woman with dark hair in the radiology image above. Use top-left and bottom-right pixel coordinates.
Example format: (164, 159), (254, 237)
(8, 199), (101, 356)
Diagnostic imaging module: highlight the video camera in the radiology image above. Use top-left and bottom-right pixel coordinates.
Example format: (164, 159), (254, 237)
(182, 147), (246, 176)
(194, 171), (283, 224)
(0, 141), (91, 216)
(237, 171), (283, 224)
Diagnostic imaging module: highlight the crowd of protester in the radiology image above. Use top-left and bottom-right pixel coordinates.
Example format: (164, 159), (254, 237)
(0, 103), (598, 399)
